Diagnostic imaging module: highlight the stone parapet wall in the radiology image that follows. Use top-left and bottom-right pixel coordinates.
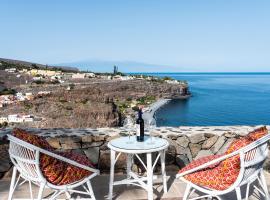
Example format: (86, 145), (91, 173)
(0, 126), (269, 178)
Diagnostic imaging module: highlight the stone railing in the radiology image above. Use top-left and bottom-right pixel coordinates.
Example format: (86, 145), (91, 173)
(0, 126), (269, 178)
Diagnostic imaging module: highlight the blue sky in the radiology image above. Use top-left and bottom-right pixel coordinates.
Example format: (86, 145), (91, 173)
(0, 0), (270, 72)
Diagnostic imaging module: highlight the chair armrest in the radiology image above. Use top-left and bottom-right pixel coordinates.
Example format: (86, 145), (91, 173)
(38, 148), (100, 174)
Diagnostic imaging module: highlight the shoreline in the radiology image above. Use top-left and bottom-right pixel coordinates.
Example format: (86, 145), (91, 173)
(142, 98), (171, 124)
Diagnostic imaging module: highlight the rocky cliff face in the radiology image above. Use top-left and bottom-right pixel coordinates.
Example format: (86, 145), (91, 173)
(1, 79), (188, 129)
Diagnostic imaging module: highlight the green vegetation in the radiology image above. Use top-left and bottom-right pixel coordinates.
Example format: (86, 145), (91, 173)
(0, 122), (8, 128)
(33, 80), (45, 84)
(136, 95), (156, 105)
(0, 88), (16, 95)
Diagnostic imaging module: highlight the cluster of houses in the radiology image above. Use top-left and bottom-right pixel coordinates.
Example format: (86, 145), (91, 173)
(0, 114), (40, 124)
(0, 91), (51, 108)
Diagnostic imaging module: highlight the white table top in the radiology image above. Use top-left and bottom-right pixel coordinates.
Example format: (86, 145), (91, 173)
(108, 136), (169, 153)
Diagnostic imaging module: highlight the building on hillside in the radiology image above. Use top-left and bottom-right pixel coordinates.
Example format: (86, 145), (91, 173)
(165, 80), (180, 84)
(33, 77), (42, 81)
(8, 115), (24, 123)
(19, 69), (28, 73)
(0, 117), (8, 123)
(72, 73), (86, 79)
(15, 93), (25, 101)
(25, 93), (34, 100)
(37, 91), (51, 95)
(5, 68), (17, 73)
(113, 75), (134, 80)
(85, 73), (96, 78)
(7, 114), (35, 123)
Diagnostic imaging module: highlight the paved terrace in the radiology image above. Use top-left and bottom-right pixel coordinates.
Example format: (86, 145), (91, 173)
(0, 171), (269, 199)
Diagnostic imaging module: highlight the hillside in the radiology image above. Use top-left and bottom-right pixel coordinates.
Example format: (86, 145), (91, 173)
(0, 58), (79, 72)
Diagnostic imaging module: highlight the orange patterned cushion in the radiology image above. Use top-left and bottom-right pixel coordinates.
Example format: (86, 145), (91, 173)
(12, 128), (94, 185)
(246, 126), (268, 141)
(58, 152), (94, 185)
(12, 128), (53, 151)
(179, 137), (253, 190)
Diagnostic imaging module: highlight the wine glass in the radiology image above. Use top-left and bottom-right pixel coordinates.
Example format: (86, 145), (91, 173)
(123, 116), (135, 144)
(147, 118), (156, 145)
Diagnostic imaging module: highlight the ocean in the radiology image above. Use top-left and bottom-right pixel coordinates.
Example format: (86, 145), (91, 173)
(139, 73), (270, 127)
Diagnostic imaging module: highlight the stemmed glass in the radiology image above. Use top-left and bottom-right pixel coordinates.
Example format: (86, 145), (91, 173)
(147, 118), (156, 145)
(123, 116), (135, 144)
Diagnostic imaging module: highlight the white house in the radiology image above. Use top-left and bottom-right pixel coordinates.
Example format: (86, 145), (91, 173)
(16, 93), (25, 101)
(85, 73), (96, 78)
(165, 80), (180, 84)
(0, 117), (8, 123)
(5, 68), (17, 73)
(37, 91), (51, 95)
(72, 73), (86, 79)
(22, 115), (34, 122)
(8, 115), (24, 123)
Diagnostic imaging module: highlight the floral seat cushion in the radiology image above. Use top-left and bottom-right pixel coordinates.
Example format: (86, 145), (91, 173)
(178, 126), (268, 191)
(12, 128), (94, 185)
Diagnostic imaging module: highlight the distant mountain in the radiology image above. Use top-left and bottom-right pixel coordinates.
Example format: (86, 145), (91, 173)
(55, 60), (184, 73)
(0, 58), (79, 72)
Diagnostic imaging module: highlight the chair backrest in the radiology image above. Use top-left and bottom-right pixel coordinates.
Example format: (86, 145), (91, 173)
(237, 134), (270, 186)
(8, 135), (44, 182)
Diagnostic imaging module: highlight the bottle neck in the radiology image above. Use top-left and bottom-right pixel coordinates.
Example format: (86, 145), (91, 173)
(138, 109), (143, 119)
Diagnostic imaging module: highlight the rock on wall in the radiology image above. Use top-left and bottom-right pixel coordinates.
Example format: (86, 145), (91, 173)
(0, 126), (269, 177)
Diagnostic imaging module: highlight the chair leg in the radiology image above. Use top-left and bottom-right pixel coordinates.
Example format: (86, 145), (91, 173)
(160, 150), (168, 193)
(260, 171), (270, 199)
(37, 183), (45, 200)
(87, 180), (96, 200)
(236, 187), (242, 200)
(183, 184), (191, 200)
(8, 167), (17, 200)
(108, 150), (116, 200)
(245, 182), (250, 200)
(29, 181), (33, 200)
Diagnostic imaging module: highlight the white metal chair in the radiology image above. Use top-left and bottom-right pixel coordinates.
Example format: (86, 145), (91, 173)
(177, 133), (270, 200)
(7, 134), (100, 200)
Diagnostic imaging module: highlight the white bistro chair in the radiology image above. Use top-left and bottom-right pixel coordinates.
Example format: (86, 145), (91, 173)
(177, 134), (270, 200)
(7, 134), (100, 200)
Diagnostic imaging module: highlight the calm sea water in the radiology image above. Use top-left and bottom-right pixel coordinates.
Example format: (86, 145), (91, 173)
(139, 73), (270, 127)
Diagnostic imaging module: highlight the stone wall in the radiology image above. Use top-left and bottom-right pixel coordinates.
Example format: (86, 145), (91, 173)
(0, 126), (269, 178)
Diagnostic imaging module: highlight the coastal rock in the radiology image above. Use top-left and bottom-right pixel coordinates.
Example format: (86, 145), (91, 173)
(202, 136), (218, 149)
(189, 143), (201, 158)
(176, 136), (190, 148)
(195, 150), (214, 160)
(189, 134), (205, 144)
(210, 136), (226, 154)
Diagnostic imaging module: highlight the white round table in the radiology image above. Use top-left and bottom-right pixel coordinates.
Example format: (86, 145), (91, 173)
(107, 136), (169, 200)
